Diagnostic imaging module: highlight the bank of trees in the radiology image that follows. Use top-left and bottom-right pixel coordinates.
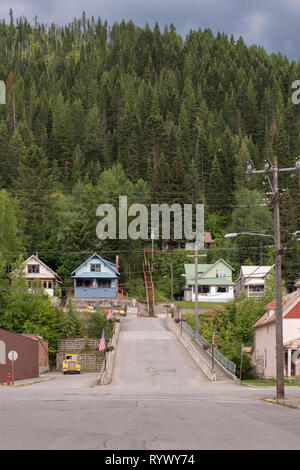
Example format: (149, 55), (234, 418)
(0, 11), (299, 305)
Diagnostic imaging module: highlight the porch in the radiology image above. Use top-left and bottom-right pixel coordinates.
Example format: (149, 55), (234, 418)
(284, 341), (300, 378)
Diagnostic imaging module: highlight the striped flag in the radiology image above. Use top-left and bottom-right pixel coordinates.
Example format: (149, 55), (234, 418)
(107, 308), (114, 321)
(212, 327), (215, 345)
(98, 329), (106, 351)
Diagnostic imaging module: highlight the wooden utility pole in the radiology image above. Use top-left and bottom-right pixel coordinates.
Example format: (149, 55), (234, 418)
(273, 156), (284, 399)
(170, 257), (174, 304)
(187, 243), (206, 335)
(246, 155), (300, 400)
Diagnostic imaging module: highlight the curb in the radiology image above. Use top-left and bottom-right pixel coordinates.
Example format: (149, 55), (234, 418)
(97, 321), (121, 385)
(263, 398), (300, 409)
(0, 376), (55, 388)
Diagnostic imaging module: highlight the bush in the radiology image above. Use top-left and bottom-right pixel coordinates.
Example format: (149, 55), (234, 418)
(87, 310), (113, 340)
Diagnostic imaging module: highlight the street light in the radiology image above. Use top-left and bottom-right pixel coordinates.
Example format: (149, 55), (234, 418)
(224, 232), (274, 239)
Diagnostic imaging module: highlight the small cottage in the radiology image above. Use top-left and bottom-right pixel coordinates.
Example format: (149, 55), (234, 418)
(23, 255), (62, 297)
(234, 265), (274, 300)
(71, 253), (120, 298)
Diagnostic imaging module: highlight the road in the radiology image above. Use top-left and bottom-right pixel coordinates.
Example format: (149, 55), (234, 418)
(1, 317), (300, 450)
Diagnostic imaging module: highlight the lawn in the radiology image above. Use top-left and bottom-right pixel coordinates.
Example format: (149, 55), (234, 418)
(242, 378), (300, 386)
(175, 300), (223, 309)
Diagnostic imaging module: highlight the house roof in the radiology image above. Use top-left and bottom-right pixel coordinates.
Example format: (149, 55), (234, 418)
(184, 258), (235, 286)
(73, 272), (118, 279)
(71, 253), (119, 277)
(253, 290), (300, 329)
(23, 255), (62, 282)
(235, 265), (274, 287)
(284, 336), (300, 347)
(204, 232), (214, 244)
(240, 265), (274, 278)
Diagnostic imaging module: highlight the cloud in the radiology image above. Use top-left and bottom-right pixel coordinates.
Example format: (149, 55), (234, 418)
(1, 0), (300, 61)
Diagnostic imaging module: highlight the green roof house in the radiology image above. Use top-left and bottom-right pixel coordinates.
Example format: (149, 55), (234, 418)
(183, 259), (235, 303)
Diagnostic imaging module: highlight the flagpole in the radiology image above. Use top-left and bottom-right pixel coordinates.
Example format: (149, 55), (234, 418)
(180, 309), (182, 335)
(212, 322), (215, 374)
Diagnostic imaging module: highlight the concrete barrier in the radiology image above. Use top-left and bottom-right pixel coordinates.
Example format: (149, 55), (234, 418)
(165, 318), (239, 383)
(97, 321), (121, 385)
(165, 318), (214, 380)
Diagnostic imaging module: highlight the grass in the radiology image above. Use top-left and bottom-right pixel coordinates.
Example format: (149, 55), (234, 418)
(175, 300), (223, 309)
(242, 378), (300, 387)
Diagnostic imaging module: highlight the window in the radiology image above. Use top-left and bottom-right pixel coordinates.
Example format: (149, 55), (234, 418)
(216, 269), (226, 278)
(217, 286), (228, 293)
(264, 349), (267, 368)
(197, 285), (210, 294)
(91, 263), (101, 272)
(99, 279), (111, 288)
(0, 340), (6, 365)
(43, 281), (52, 289)
(250, 285), (264, 292)
(28, 264), (39, 273)
(76, 280), (91, 288)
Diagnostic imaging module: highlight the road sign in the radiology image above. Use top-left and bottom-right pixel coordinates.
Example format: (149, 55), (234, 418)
(8, 351), (18, 361)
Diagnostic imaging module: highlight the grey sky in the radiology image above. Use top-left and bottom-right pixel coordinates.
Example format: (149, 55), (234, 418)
(1, 0), (300, 61)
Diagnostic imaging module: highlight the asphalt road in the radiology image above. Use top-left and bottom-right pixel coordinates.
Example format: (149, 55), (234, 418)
(1, 317), (300, 450)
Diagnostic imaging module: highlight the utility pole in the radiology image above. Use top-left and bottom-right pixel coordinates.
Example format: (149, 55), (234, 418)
(246, 155), (300, 400)
(170, 257), (174, 304)
(187, 242), (206, 336)
(272, 156), (284, 399)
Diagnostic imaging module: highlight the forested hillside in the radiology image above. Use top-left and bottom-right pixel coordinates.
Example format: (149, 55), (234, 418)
(0, 10), (299, 292)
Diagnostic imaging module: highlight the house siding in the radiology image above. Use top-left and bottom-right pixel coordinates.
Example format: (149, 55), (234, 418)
(74, 287), (116, 298)
(0, 329), (39, 380)
(253, 323), (276, 378)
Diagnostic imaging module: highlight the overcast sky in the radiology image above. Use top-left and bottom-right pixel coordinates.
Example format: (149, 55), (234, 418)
(1, 0), (300, 61)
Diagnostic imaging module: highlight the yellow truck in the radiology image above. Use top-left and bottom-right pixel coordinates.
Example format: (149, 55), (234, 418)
(62, 354), (81, 374)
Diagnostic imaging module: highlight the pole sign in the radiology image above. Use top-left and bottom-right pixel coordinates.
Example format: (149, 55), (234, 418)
(8, 350), (18, 361)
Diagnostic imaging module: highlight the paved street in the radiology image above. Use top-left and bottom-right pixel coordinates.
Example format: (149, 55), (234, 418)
(1, 317), (300, 450)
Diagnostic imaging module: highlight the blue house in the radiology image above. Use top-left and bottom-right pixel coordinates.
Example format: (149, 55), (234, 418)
(71, 253), (120, 298)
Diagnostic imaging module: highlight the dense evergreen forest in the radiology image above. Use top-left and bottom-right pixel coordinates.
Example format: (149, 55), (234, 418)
(0, 9), (299, 296)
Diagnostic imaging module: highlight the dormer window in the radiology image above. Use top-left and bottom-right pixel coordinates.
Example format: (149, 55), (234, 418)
(216, 269), (226, 278)
(91, 263), (101, 272)
(28, 264), (39, 274)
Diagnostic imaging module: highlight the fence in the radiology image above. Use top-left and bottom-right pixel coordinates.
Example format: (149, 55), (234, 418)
(181, 320), (237, 376)
(56, 337), (107, 372)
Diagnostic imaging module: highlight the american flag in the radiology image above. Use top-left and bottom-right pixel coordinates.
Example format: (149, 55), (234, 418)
(212, 328), (215, 345)
(107, 308), (114, 321)
(98, 329), (106, 351)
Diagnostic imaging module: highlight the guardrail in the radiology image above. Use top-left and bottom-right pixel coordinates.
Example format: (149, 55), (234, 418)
(181, 320), (236, 376)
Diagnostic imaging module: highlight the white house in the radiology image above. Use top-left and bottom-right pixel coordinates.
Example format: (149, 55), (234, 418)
(234, 265), (274, 300)
(183, 259), (235, 303)
(252, 290), (300, 378)
(23, 255), (62, 297)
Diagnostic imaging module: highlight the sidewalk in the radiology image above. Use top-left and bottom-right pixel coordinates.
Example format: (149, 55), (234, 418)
(0, 373), (56, 388)
(264, 396), (300, 409)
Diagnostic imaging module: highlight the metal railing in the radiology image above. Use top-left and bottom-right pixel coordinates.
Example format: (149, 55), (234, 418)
(180, 320), (237, 376)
